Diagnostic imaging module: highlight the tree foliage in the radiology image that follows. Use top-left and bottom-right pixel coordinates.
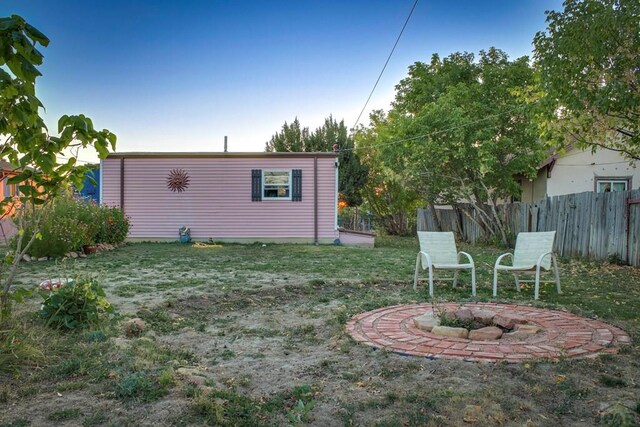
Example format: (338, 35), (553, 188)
(265, 116), (368, 206)
(0, 15), (116, 312)
(357, 48), (544, 243)
(355, 111), (422, 235)
(533, 0), (640, 160)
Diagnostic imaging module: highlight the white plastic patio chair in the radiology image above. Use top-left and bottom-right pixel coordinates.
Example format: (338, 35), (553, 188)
(413, 231), (476, 298)
(493, 231), (561, 300)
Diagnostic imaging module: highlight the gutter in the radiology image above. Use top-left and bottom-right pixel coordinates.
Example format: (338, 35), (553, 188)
(120, 157), (125, 211)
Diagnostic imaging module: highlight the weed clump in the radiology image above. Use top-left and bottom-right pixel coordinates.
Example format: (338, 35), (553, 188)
(39, 276), (116, 330)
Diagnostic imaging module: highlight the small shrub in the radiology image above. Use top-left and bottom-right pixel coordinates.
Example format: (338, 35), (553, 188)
(115, 371), (167, 402)
(40, 276), (116, 330)
(437, 311), (474, 330)
(601, 403), (638, 427)
(607, 253), (628, 266)
(23, 199), (90, 257)
(13, 194), (130, 258)
(599, 374), (627, 388)
(158, 368), (176, 387)
(94, 206), (129, 245)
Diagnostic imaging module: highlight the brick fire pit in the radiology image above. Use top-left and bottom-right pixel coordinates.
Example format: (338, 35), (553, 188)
(345, 302), (630, 363)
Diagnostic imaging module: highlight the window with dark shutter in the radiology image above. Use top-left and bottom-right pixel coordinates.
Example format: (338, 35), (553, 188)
(251, 169), (262, 201)
(292, 169), (302, 201)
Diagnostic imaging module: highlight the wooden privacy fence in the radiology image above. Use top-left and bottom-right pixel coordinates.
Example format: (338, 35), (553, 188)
(417, 190), (640, 267)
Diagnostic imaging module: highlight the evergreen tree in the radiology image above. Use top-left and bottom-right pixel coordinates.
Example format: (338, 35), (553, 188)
(265, 116), (368, 206)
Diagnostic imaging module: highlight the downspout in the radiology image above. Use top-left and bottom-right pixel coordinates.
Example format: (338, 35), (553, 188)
(99, 159), (103, 205)
(314, 156), (318, 245)
(334, 158), (339, 232)
(120, 157), (125, 211)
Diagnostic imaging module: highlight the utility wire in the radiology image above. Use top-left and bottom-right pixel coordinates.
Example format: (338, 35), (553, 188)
(351, 0), (419, 130)
(56, 155), (96, 165)
(344, 103), (530, 153)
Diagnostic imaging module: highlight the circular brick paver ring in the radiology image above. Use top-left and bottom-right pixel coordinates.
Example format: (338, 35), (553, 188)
(345, 302), (631, 363)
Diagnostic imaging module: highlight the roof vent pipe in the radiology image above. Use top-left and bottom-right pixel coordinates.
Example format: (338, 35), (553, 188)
(224, 136), (228, 153)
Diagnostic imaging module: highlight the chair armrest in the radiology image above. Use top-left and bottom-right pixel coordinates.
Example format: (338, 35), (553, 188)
(494, 253), (513, 268)
(418, 251), (433, 268)
(458, 251), (474, 266)
(536, 251), (553, 268)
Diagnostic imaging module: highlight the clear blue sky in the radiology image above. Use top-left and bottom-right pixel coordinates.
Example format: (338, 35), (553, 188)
(3, 0), (563, 161)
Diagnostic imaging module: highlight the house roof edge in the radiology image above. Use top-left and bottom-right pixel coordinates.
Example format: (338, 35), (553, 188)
(106, 152), (339, 159)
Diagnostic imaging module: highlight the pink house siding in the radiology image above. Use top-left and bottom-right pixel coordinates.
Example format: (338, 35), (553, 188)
(101, 153), (338, 243)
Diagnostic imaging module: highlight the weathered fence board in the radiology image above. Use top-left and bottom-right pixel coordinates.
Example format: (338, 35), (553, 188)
(417, 189), (640, 267)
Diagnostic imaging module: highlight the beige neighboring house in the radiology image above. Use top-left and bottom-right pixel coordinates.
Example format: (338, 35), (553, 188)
(520, 146), (639, 203)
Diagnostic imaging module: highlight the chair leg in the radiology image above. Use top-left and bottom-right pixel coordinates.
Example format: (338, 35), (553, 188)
(552, 255), (561, 294)
(413, 253), (421, 291)
(493, 269), (498, 297)
(452, 270), (459, 288)
(428, 265), (434, 298)
(471, 267), (476, 297)
(514, 274), (520, 292)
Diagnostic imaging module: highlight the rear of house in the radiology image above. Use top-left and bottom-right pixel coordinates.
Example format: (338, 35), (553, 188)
(520, 146), (639, 202)
(101, 152), (339, 243)
(0, 160), (20, 242)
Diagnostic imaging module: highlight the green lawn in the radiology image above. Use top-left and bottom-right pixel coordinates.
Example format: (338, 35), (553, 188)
(1, 237), (639, 426)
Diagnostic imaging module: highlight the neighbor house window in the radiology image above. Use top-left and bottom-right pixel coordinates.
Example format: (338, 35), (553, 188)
(596, 178), (630, 193)
(2, 177), (19, 197)
(262, 170), (291, 200)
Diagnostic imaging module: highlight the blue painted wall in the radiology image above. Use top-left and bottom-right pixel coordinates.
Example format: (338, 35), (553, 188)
(79, 167), (100, 203)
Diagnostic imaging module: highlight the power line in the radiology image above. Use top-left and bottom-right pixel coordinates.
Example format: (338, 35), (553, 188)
(55, 156), (97, 165)
(351, 0), (419, 130)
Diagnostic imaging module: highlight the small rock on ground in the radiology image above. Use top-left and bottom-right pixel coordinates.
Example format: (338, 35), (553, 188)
(513, 324), (542, 334)
(413, 312), (440, 332)
(493, 313), (527, 329)
(431, 325), (469, 339)
(455, 307), (474, 321)
(469, 326), (503, 341)
(471, 309), (496, 325)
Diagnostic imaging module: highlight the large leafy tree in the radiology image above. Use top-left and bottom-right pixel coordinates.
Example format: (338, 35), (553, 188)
(533, 0), (640, 160)
(0, 15), (116, 312)
(359, 48), (544, 244)
(354, 111), (422, 235)
(265, 116), (368, 206)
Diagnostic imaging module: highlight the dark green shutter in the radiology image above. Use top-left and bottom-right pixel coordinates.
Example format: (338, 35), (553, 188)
(292, 169), (302, 201)
(251, 169), (262, 201)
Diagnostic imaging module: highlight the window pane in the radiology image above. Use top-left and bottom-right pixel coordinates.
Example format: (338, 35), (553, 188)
(264, 171), (289, 185)
(597, 182), (610, 192)
(612, 182), (627, 191)
(263, 185), (290, 198)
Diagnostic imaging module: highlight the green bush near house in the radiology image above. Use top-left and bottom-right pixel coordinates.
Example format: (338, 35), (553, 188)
(39, 275), (116, 330)
(13, 195), (130, 258)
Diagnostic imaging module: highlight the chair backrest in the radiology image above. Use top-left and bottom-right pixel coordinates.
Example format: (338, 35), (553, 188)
(513, 231), (556, 269)
(417, 231), (458, 265)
